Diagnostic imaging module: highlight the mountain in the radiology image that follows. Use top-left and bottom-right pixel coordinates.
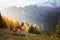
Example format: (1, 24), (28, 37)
(1, 5), (60, 34)
(22, 5), (60, 34)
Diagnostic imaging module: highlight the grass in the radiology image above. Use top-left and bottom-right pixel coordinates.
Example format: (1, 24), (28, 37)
(0, 29), (60, 40)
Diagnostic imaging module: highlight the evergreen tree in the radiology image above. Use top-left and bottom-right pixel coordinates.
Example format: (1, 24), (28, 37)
(10, 25), (13, 31)
(0, 12), (3, 28)
(28, 25), (35, 34)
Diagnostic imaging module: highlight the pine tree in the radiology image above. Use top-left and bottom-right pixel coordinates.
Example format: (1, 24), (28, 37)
(0, 12), (3, 28)
(28, 25), (35, 34)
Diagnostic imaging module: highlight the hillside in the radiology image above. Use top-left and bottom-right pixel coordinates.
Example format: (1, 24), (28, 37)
(0, 12), (60, 40)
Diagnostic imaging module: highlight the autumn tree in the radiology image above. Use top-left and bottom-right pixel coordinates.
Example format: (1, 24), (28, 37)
(28, 24), (41, 34)
(55, 20), (60, 38)
(34, 24), (41, 34)
(2, 16), (7, 28)
(23, 21), (29, 32)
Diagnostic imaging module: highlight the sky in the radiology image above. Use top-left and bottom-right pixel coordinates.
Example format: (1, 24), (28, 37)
(0, 0), (49, 11)
(0, 0), (60, 11)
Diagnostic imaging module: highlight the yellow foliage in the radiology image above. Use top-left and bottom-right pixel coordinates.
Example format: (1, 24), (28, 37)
(13, 20), (19, 28)
(2, 16), (19, 30)
(23, 22), (29, 32)
(2, 16), (41, 34)
(33, 24), (41, 34)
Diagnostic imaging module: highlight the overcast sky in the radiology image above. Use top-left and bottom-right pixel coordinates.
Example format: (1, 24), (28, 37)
(0, 0), (49, 10)
(0, 0), (60, 11)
